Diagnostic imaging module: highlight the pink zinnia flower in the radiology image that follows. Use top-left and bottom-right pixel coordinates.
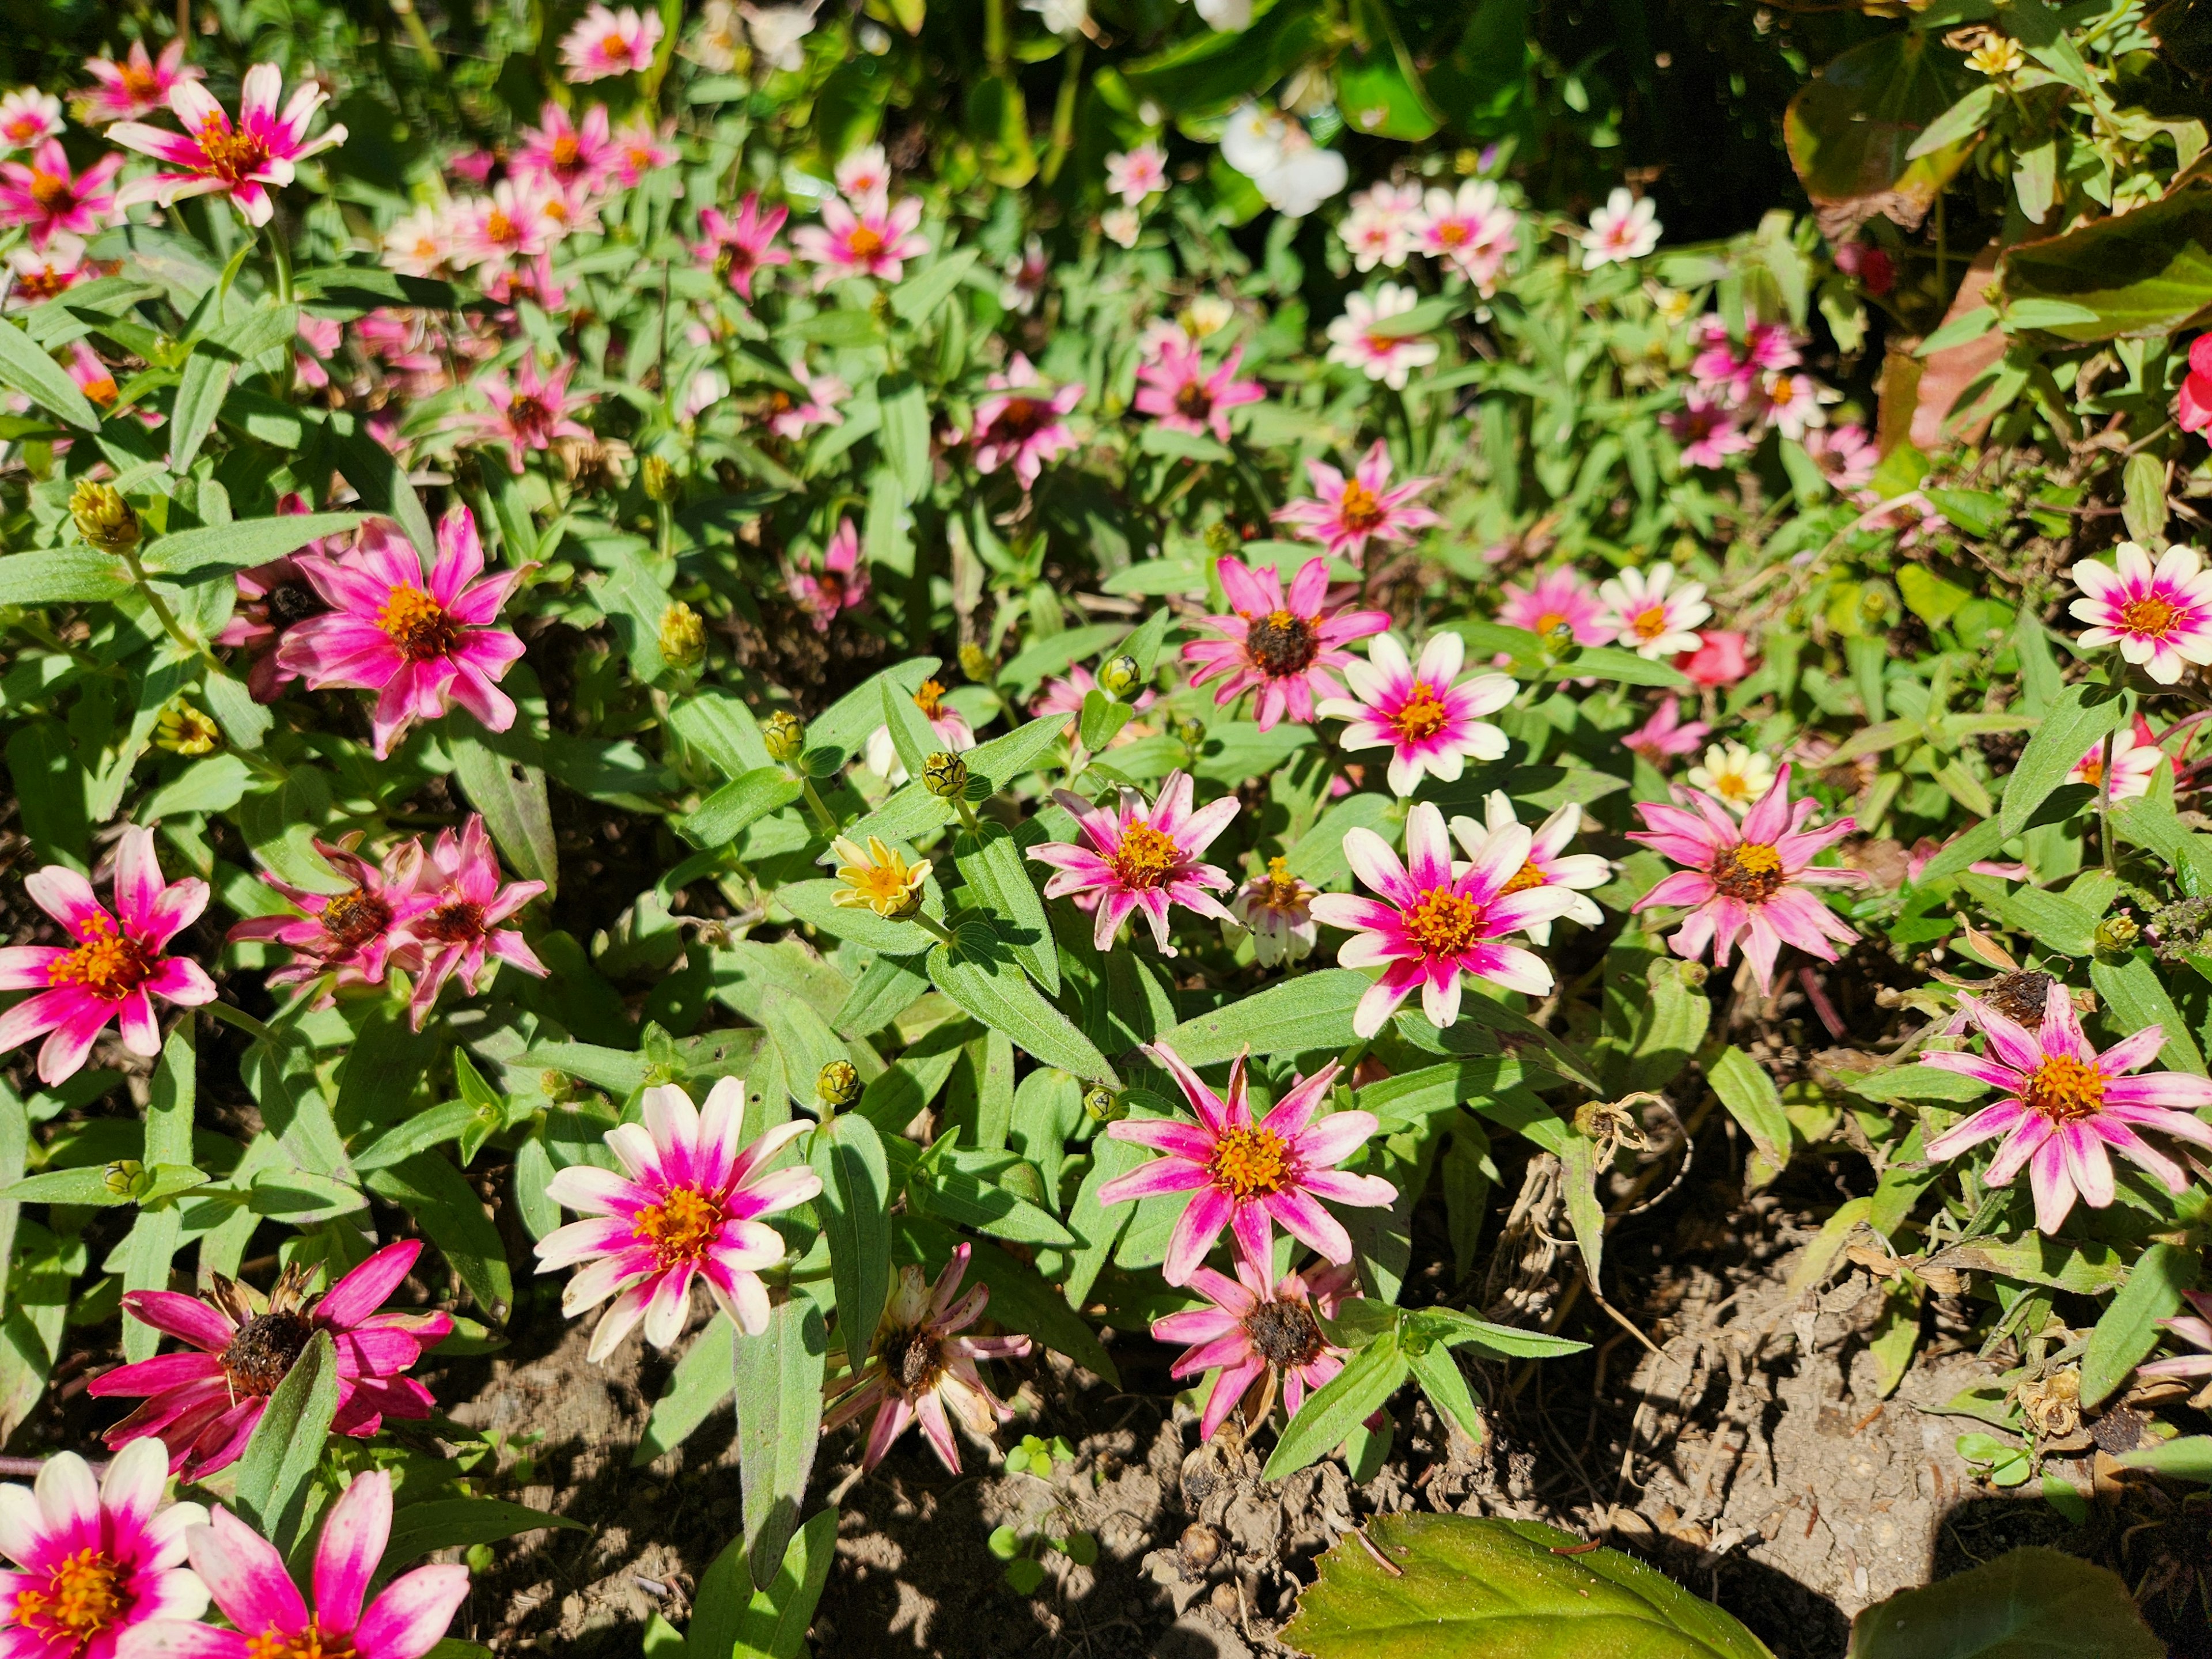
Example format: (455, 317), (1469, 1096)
(2069, 541), (2212, 685)
(67, 341), (119, 409)
(791, 194), (927, 286)
(1581, 187), (1660, 267)
(6, 232), (103, 307)
(2139, 1289), (2212, 1382)
(1338, 181), (1423, 272)
(1099, 1041), (1392, 1284)
(276, 507), (529, 759)
(391, 815), (547, 1028)
(2071, 715), (2164, 803)
(512, 100), (612, 195)
(832, 143), (891, 208)
(1272, 440), (1440, 566)
(1806, 422), (1877, 490)
(1627, 764), (1861, 995)
(130, 1470), (468, 1659)
(1623, 694), (1709, 760)
(215, 552), (332, 700)
(1225, 858), (1319, 967)
(1310, 801), (1577, 1037)
(1663, 391), (1755, 469)
(1133, 339), (1264, 443)
(535, 1080), (822, 1358)
(1105, 142), (1168, 205)
(2179, 335), (2212, 434)
(226, 834), (422, 998)
(0, 90), (63, 151)
(787, 517), (869, 631)
(82, 40), (201, 124)
(447, 181), (556, 269)
(0, 140), (120, 249)
(762, 361), (846, 439)
(1324, 283), (1438, 389)
(380, 205), (451, 277)
(968, 353), (1081, 487)
(823, 1244), (1031, 1474)
(1317, 632), (1514, 796)
(0, 830), (214, 1087)
(1497, 566), (1611, 646)
(1450, 792), (1609, 946)
(1922, 980), (2212, 1234)
(110, 63), (344, 228)
(1415, 179), (1518, 294)
(465, 355), (593, 474)
(1182, 554), (1388, 729)
(91, 1243), (451, 1479)
(1675, 628), (1752, 687)
(1028, 770), (1237, 955)
(560, 3), (664, 80)
(0, 1441), (208, 1659)
(1153, 1257), (1361, 1441)
(609, 115), (677, 187)
(1597, 562), (1711, 658)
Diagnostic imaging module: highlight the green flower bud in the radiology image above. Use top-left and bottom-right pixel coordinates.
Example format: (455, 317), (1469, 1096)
(71, 479), (139, 555)
(2095, 915), (2141, 956)
(763, 710), (807, 764)
(959, 642), (994, 683)
(1098, 654), (1142, 700)
(1082, 1084), (1126, 1123)
(659, 601), (707, 669)
(922, 751), (969, 799)
(642, 454), (680, 503)
(816, 1059), (863, 1109)
(539, 1069), (577, 1104)
(104, 1159), (149, 1200)
(1175, 716), (1207, 748)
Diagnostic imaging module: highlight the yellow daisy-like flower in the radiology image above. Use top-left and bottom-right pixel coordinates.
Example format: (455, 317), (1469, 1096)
(831, 835), (930, 919)
(1966, 36), (2024, 77)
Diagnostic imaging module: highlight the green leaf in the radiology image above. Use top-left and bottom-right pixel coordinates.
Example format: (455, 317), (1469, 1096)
(953, 825), (1058, 994)
(730, 1506), (840, 1659)
(365, 1153), (513, 1320)
(878, 373), (932, 503)
(1999, 183), (2212, 343)
(382, 1498), (585, 1567)
(888, 248), (982, 325)
(810, 1113), (891, 1370)
(908, 1150), (1076, 1246)
(0, 551), (136, 607)
(1263, 1332), (1410, 1480)
(2123, 450), (2171, 546)
(1903, 84), (1999, 160)
(232, 1330), (339, 1555)
(140, 513), (369, 577)
(2090, 950), (2206, 1075)
(733, 1289), (828, 1590)
(1706, 1047), (1791, 1166)
(1783, 32), (1974, 241)
(1553, 646), (1692, 689)
(928, 931), (1117, 1084)
(1998, 685), (2122, 838)
(450, 726), (559, 899)
(2080, 1241), (2199, 1410)
(1059, 1134), (1143, 1309)
(2117, 1435), (2212, 1482)
(1404, 1343), (1484, 1445)
(682, 767), (802, 848)
(1283, 1513), (1777, 1659)
(1844, 1546), (2161, 1659)
(1843, 1065), (1990, 1103)
(879, 675), (938, 781)
(1410, 1305), (1589, 1360)
(1152, 969), (1368, 1065)
(0, 319), (100, 429)
(1123, 0), (1331, 112)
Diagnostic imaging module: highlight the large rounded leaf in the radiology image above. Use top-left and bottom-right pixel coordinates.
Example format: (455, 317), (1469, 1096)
(1845, 1547), (2162, 1659)
(1784, 33), (1974, 240)
(1999, 184), (2212, 341)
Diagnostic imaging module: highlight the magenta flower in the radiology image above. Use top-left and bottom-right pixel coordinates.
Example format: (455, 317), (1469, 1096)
(691, 195), (788, 302)
(465, 356), (593, 474)
(1028, 770), (1237, 955)
(824, 1245), (1031, 1474)
(968, 353), (1081, 488)
(1922, 981), (2212, 1234)
(126, 1470), (468, 1659)
(1181, 554), (1388, 730)
(2139, 1289), (2212, 1383)
(609, 115), (676, 188)
(0, 141), (121, 249)
(1317, 632), (1515, 797)
(787, 517), (869, 631)
(2069, 541), (2212, 685)
(560, 3), (664, 80)
(82, 40), (202, 124)
(1622, 694), (1709, 761)
(91, 1243), (450, 1480)
(1662, 391), (1755, 471)
(1272, 440), (1440, 566)
(536, 1081), (821, 1358)
(0, 1442), (208, 1659)
(389, 815), (546, 1029)
(110, 64), (344, 228)
(215, 555), (329, 700)
(0, 830), (214, 1087)
(1497, 567), (1611, 646)
(1134, 340), (1264, 443)
(277, 508), (528, 759)
(791, 194), (927, 286)
(1310, 801), (1575, 1039)
(1100, 1042), (1392, 1284)
(1627, 764), (1861, 995)
(512, 100), (612, 195)
(226, 834), (422, 1000)
(1153, 1257), (1362, 1441)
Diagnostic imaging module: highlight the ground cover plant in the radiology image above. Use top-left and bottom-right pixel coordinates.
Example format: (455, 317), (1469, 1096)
(0, 0), (2209, 1655)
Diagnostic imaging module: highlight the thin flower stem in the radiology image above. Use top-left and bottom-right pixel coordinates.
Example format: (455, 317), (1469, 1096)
(204, 1001), (289, 1047)
(910, 910), (959, 948)
(119, 546), (219, 671)
(2097, 725), (2118, 874)
(798, 775), (840, 834)
(954, 796), (984, 835)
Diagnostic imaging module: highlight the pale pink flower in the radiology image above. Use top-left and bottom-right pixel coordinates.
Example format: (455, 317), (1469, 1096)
(1100, 205), (1141, 248)
(694, 194), (790, 300)
(110, 63), (344, 228)
(0, 90), (63, 151)
(5, 232), (103, 307)
(1597, 562), (1711, 658)
(67, 341), (118, 410)
(2138, 1289), (2212, 1382)
(0, 139), (120, 248)
(537, 1081), (821, 1357)
(447, 179), (561, 268)
(1225, 857), (1319, 967)
(1663, 391), (1755, 469)
(1310, 802), (1576, 1037)
(1416, 179), (1518, 294)
(833, 143), (891, 208)
(1922, 980), (2212, 1234)
(1623, 694), (1709, 760)
(277, 508), (529, 759)
(791, 194), (927, 286)
(1133, 339), (1263, 442)
(1105, 142), (1168, 206)
(0, 829), (214, 1086)
(1099, 1042), (1392, 1283)
(1000, 234), (1048, 313)
(560, 3), (664, 80)
(226, 834), (422, 997)
(1628, 764), (1861, 995)
(763, 361), (846, 439)
(512, 100), (613, 195)
(1153, 1257), (1361, 1440)
(465, 356), (594, 473)
(1182, 553), (1388, 729)
(1497, 566), (1611, 646)
(1806, 421), (1877, 490)
(126, 1471), (468, 1659)
(1028, 770), (1237, 955)
(609, 115), (677, 188)
(969, 353), (1081, 487)
(380, 205), (451, 277)
(823, 1245), (1030, 1474)
(391, 815), (547, 1028)
(1031, 664), (1154, 734)
(1450, 792), (1609, 946)
(1752, 368), (1833, 440)
(787, 517), (869, 630)
(292, 312), (341, 390)
(82, 41), (202, 124)
(1324, 283), (1437, 389)
(1272, 439), (1440, 565)
(1582, 187), (1660, 267)
(2071, 715), (2164, 802)
(1338, 180), (1423, 271)
(1318, 632), (1514, 797)
(2069, 541), (2212, 685)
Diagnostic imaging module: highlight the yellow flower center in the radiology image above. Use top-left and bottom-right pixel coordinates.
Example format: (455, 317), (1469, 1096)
(28, 170), (72, 211)
(1209, 1126), (1291, 1199)
(1111, 822), (1181, 890)
(1337, 479), (1384, 533)
(2078, 758), (2104, 786)
(1402, 889), (1484, 957)
(551, 134), (582, 167)
(1392, 680), (1450, 741)
(14, 1547), (127, 1646)
(2024, 1055), (2105, 1123)
(1707, 841), (1784, 901)
(377, 585), (463, 662)
(632, 1186), (724, 1269)
(247, 1617), (358, 1659)
(2120, 594), (2180, 638)
(122, 65), (162, 100)
(195, 115), (271, 184)
(1713, 769), (1756, 804)
(1262, 855), (1305, 908)
(1533, 610), (1567, 635)
(914, 679), (948, 719)
(1501, 859), (1546, 896)
(50, 927), (153, 1000)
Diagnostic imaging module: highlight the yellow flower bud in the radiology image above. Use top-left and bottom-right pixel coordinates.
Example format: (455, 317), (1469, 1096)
(71, 479), (139, 555)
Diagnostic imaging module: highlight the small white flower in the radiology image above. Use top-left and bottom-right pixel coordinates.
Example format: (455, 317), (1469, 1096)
(740, 1), (819, 71)
(1218, 103), (1287, 177)
(1101, 205), (1142, 248)
(1687, 743), (1778, 817)
(1193, 0), (1252, 28)
(1582, 187), (1661, 268)
(1596, 562), (1711, 658)
(1022, 0), (1089, 35)
(1325, 283), (1438, 390)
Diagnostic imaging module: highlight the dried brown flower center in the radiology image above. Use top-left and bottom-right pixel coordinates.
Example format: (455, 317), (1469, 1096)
(415, 899), (486, 944)
(1707, 842), (1783, 902)
(321, 889), (392, 950)
(221, 1308), (315, 1397)
(1245, 608), (1320, 677)
(1982, 969), (2053, 1028)
(1111, 822), (1181, 890)
(1243, 1298), (1324, 1366)
(1174, 381), (1213, 419)
(880, 1324), (942, 1396)
(266, 578), (327, 628)
(1209, 1126), (1291, 1199)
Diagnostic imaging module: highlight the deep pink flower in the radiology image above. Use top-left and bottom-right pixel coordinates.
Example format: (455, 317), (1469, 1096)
(1028, 770), (1237, 955)
(512, 100), (612, 195)
(1100, 1042), (1392, 1284)
(1675, 629), (1752, 687)
(2069, 540), (2212, 685)
(787, 517), (869, 631)
(110, 63), (344, 228)
(391, 815), (546, 1028)
(1272, 440), (1440, 565)
(2180, 335), (2212, 435)
(1627, 764), (1861, 995)
(536, 1080), (821, 1358)
(1181, 554), (1388, 729)
(464, 356), (593, 473)
(0, 141), (121, 248)
(7, 232), (107, 308)
(277, 509), (527, 758)
(91, 1244), (451, 1480)
(968, 353), (1081, 487)
(560, 3), (664, 81)
(82, 40), (202, 124)
(0, 1442), (207, 1659)
(123, 1469), (468, 1659)
(2139, 1289), (2212, 1382)
(226, 834), (422, 999)
(791, 194), (927, 286)
(1316, 632), (1514, 797)
(762, 361), (844, 440)
(823, 1245), (1031, 1474)
(1496, 567), (1611, 646)
(1806, 422), (1877, 490)
(1134, 340), (1264, 442)
(446, 180), (556, 269)
(609, 115), (676, 188)
(1622, 694), (1709, 761)
(1310, 801), (1575, 1038)
(1153, 1258), (1361, 1441)
(215, 552), (331, 700)
(1922, 980), (2212, 1234)
(1663, 391), (1755, 469)
(0, 830), (214, 1086)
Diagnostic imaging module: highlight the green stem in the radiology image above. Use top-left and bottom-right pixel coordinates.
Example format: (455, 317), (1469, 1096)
(265, 217), (295, 305)
(984, 0), (1008, 70)
(120, 546), (217, 669)
(798, 775), (840, 834)
(205, 1001), (288, 1048)
(2097, 725), (2117, 874)
(910, 910), (959, 948)
(953, 796), (984, 835)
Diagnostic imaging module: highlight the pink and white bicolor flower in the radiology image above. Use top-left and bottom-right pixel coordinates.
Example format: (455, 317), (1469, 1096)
(1153, 1257), (1362, 1442)
(110, 63), (346, 228)
(1181, 554), (1389, 730)
(81, 40), (202, 125)
(1316, 631), (1515, 797)
(1497, 566), (1612, 647)
(1027, 770), (1238, 955)
(1450, 791), (1609, 946)
(1104, 142), (1168, 205)
(1596, 562), (1711, 659)
(559, 3), (664, 81)
(791, 194), (928, 286)
(2069, 540), (2212, 685)
(1272, 440), (1440, 566)
(1100, 1042), (1393, 1285)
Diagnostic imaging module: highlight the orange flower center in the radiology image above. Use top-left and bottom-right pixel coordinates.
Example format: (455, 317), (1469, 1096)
(551, 134), (582, 168)
(1245, 608), (1320, 677)
(1630, 603), (1671, 641)
(28, 170), (73, 212)
(50, 927), (154, 1000)
(2024, 1055), (2105, 1123)
(321, 888), (392, 949)
(600, 31), (630, 58)
(377, 585), (463, 662)
(1435, 221), (1470, 247)
(1707, 841), (1783, 902)
(13, 1547), (127, 1645)
(195, 116), (271, 184)
(1402, 888), (1484, 957)
(913, 679), (948, 719)
(122, 65), (162, 100)
(847, 225), (885, 259)
(1501, 859), (1546, 895)
(1209, 1126), (1291, 1199)
(1392, 680), (1451, 741)
(247, 1616), (358, 1659)
(1533, 610), (1567, 635)
(632, 1186), (723, 1268)
(17, 265), (72, 301)
(81, 373), (117, 406)
(1337, 480), (1384, 533)
(2120, 594), (2180, 638)
(1111, 822), (1181, 890)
